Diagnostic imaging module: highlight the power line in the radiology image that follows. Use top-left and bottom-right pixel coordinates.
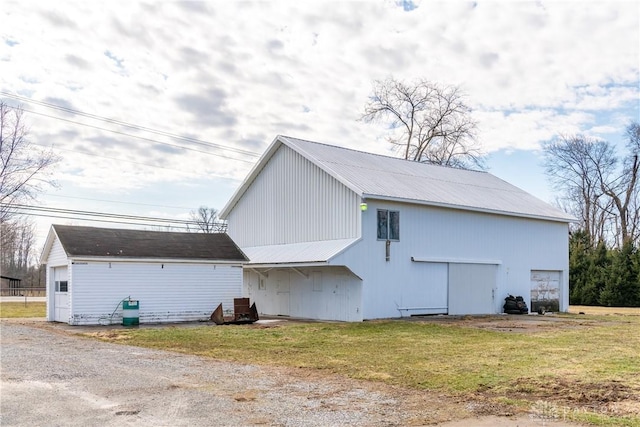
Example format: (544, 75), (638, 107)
(19, 107), (256, 164)
(3, 204), (227, 233)
(13, 211), (196, 231)
(33, 143), (244, 182)
(43, 193), (196, 211)
(4, 204), (207, 226)
(32, 143), (193, 174)
(0, 91), (261, 158)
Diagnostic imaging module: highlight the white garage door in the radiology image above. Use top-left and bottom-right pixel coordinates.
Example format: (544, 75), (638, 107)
(448, 263), (497, 315)
(531, 270), (560, 312)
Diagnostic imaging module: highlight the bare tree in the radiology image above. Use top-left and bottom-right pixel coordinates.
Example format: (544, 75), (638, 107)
(602, 123), (640, 245)
(0, 217), (36, 277)
(361, 77), (484, 169)
(0, 102), (60, 221)
(544, 123), (640, 247)
(544, 135), (614, 244)
(188, 206), (226, 233)
(622, 123), (640, 243)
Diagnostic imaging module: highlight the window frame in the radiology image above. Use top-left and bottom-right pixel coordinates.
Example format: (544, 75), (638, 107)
(55, 280), (68, 292)
(377, 209), (400, 241)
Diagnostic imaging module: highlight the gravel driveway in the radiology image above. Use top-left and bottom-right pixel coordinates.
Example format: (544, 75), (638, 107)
(0, 320), (584, 427)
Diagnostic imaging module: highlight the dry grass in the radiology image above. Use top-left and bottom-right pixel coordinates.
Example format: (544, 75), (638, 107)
(0, 302), (46, 318)
(569, 305), (640, 316)
(87, 313), (640, 426)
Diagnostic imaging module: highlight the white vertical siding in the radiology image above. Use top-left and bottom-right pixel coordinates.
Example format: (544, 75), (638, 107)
(226, 145), (361, 247)
(69, 262), (243, 325)
(332, 201), (569, 319)
(243, 266), (363, 322)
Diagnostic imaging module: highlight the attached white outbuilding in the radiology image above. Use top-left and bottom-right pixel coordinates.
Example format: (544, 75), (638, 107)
(41, 225), (247, 325)
(220, 135), (575, 322)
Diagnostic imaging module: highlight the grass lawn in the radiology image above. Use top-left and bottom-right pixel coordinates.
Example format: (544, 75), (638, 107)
(569, 305), (640, 316)
(0, 302), (46, 318)
(89, 313), (640, 426)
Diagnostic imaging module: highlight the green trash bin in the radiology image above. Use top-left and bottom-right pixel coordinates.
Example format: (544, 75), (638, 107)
(122, 299), (139, 326)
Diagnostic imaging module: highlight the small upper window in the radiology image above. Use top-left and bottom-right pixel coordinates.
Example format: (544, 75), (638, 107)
(377, 209), (399, 241)
(55, 281), (68, 292)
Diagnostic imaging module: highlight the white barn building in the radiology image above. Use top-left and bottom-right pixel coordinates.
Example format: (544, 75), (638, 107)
(220, 135), (574, 322)
(41, 225), (247, 325)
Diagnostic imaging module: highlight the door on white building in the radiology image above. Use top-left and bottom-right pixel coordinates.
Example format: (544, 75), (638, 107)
(53, 266), (69, 322)
(530, 270), (560, 313)
(401, 262), (448, 315)
(331, 274), (351, 321)
(448, 263), (497, 315)
(274, 270), (290, 316)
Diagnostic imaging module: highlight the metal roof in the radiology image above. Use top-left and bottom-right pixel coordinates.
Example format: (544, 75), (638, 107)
(295, 136), (575, 221)
(47, 225), (248, 262)
(241, 238), (358, 266)
(221, 135), (574, 222)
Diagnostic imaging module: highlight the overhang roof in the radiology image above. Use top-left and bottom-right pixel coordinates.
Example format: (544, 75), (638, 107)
(220, 135), (575, 223)
(241, 238), (358, 266)
(42, 225), (248, 263)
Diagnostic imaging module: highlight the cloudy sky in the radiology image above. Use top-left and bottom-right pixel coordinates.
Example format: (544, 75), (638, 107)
(1, 1), (639, 249)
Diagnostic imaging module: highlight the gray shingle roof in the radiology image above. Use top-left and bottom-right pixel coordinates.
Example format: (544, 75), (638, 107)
(52, 225), (248, 261)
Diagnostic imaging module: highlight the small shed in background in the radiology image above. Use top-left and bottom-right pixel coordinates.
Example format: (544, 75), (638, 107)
(1, 275), (22, 296)
(40, 225), (247, 326)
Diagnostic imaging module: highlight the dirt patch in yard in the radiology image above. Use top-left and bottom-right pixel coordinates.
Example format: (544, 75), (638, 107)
(458, 315), (597, 333)
(521, 378), (638, 406)
(405, 313), (614, 334)
(475, 377), (640, 418)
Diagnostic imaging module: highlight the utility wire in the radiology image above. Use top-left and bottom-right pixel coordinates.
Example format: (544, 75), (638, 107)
(33, 143), (245, 182)
(32, 143), (193, 174)
(43, 193), (195, 210)
(19, 107), (256, 164)
(0, 91), (261, 158)
(4, 203), (213, 226)
(4, 204), (227, 232)
(12, 211), (196, 231)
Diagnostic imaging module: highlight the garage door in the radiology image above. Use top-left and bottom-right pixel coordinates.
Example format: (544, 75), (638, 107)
(448, 263), (497, 315)
(531, 270), (560, 312)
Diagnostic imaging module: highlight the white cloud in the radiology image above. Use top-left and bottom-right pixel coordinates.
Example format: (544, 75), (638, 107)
(474, 108), (596, 151)
(1, 0), (638, 194)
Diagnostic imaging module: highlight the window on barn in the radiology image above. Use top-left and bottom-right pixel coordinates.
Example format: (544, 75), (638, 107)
(377, 209), (399, 241)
